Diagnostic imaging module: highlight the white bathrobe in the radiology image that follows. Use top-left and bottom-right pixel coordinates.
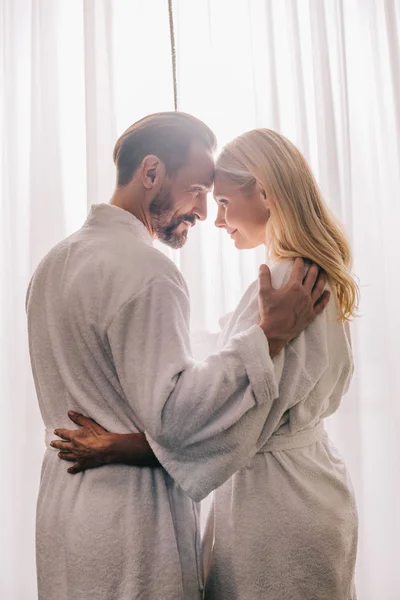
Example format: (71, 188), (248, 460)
(26, 204), (280, 600)
(152, 261), (358, 600)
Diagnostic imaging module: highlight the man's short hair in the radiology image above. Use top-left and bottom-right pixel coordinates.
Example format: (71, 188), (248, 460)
(113, 112), (217, 186)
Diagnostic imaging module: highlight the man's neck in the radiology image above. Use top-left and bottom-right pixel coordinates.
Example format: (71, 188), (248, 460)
(109, 189), (155, 238)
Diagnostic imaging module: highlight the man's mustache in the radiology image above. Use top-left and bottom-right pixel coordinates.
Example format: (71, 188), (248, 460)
(173, 214), (197, 228)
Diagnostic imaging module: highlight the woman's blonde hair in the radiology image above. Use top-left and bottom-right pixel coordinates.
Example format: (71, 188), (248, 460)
(216, 129), (359, 321)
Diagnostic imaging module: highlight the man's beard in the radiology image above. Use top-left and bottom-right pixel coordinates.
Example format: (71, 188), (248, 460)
(149, 187), (197, 249)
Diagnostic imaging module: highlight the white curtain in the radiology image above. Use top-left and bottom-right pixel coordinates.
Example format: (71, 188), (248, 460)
(1, 1), (399, 598)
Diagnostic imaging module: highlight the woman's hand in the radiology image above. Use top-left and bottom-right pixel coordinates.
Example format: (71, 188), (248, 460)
(50, 411), (160, 474)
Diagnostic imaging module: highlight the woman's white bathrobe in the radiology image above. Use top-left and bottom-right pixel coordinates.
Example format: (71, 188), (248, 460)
(153, 261), (358, 600)
(27, 204), (280, 600)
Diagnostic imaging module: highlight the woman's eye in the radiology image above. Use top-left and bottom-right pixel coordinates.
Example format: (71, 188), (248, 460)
(219, 199), (228, 206)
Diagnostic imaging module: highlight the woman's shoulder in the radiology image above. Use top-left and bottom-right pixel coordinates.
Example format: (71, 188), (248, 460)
(238, 260), (296, 301)
(270, 258), (341, 320)
(269, 257), (330, 291)
(269, 258), (296, 289)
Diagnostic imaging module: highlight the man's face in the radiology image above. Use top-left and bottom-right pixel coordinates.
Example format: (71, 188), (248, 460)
(149, 144), (215, 249)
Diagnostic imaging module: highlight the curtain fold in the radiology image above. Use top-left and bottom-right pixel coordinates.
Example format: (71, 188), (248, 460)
(1, 1), (399, 598)
(83, 0), (117, 209)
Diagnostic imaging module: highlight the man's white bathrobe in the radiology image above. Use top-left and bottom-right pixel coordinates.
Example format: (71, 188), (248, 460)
(27, 204), (280, 600)
(154, 262), (358, 600)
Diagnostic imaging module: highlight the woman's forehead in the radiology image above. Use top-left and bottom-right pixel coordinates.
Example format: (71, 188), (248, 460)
(213, 173), (238, 197)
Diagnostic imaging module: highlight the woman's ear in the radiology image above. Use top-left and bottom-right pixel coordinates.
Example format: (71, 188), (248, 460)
(259, 186), (271, 210)
(257, 181), (268, 202)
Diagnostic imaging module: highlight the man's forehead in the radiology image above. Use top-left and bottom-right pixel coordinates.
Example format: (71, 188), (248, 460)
(181, 144), (215, 189)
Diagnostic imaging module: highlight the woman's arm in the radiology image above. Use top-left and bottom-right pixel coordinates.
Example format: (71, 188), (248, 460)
(51, 412), (160, 474)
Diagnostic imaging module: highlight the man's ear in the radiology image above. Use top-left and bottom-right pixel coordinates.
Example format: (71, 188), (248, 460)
(140, 155), (165, 190)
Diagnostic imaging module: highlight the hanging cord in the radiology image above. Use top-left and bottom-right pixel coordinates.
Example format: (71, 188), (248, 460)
(168, 0), (178, 111)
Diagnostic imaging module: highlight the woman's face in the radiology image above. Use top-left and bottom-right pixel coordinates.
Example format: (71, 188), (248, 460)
(213, 174), (270, 249)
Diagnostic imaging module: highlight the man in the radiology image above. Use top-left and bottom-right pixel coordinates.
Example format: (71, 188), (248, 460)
(27, 112), (329, 600)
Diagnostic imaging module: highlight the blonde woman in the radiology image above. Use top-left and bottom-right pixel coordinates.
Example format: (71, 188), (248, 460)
(52, 129), (358, 600)
(202, 129), (358, 599)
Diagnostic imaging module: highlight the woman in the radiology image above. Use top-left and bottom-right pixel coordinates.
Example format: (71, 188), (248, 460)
(53, 129), (358, 599)
(201, 129), (358, 599)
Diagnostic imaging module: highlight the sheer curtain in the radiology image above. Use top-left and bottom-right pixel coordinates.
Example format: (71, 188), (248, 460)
(1, 1), (399, 598)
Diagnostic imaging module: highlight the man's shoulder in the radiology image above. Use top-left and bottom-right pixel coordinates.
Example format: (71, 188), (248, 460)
(139, 244), (181, 276)
(78, 222), (184, 285)
(29, 233), (79, 280)
(28, 227), (187, 303)
(112, 240), (186, 290)
(102, 238), (190, 317)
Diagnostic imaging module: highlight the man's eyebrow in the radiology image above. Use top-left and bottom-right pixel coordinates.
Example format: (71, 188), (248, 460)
(189, 182), (213, 191)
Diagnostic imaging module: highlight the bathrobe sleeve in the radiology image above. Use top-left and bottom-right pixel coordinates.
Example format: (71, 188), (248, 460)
(106, 267), (279, 474)
(143, 262), (353, 502)
(190, 311), (233, 360)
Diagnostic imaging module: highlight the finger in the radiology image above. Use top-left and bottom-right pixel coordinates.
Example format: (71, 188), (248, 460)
(58, 452), (77, 462)
(313, 290), (331, 316)
(311, 271), (328, 303)
(50, 440), (75, 451)
(288, 258), (305, 284)
(67, 463), (84, 475)
(258, 264), (272, 291)
(303, 263), (320, 292)
(53, 428), (73, 441)
(68, 411), (108, 434)
(67, 411), (91, 427)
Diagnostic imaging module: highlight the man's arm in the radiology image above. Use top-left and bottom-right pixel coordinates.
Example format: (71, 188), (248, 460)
(52, 259), (329, 478)
(103, 273), (271, 450)
(104, 258), (328, 449)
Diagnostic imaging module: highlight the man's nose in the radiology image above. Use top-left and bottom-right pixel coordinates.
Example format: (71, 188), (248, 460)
(195, 193), (208, 221)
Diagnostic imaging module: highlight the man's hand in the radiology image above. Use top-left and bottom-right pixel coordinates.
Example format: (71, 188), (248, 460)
(258, 258), (330, 358)
(51, 412), (115, 474)
(50, 412), (159, 474)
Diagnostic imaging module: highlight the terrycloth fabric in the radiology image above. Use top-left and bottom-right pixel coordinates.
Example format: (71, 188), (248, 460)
(199, 261), (358, 600)
(26, 204), (279, 600)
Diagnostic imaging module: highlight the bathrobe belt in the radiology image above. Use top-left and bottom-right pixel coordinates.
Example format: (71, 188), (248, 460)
(257, 421), (326, 453)
(45, 422), (326, 453)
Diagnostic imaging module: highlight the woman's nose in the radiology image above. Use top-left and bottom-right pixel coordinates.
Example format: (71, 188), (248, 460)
(215, 210), (227, 229)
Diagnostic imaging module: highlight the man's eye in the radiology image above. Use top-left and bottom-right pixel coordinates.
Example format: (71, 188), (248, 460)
(218, 199), (228, 206)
